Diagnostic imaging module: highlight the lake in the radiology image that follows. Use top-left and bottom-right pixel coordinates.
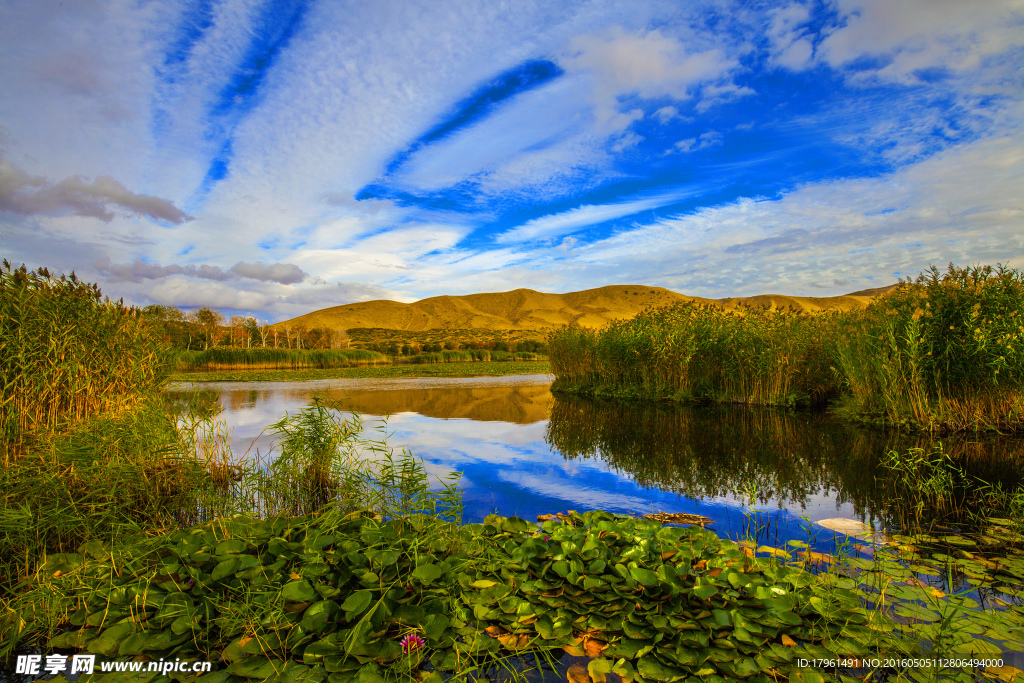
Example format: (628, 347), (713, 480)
(169, 374), (1024, 553)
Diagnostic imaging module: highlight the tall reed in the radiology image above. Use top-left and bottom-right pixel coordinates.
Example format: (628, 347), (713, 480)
(551, 263), (1024, 430)
(0, 261), (173, 460)
(832, 263), (1024, 431)
(176, 347), (387, 371)
(0, 397), (210, 593)
(549, 302), (839, 407)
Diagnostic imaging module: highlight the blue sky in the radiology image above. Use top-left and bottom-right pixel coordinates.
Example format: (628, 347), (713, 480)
(1, 0), (1022, 321)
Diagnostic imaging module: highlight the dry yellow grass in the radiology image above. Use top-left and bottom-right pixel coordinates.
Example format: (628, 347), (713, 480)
(273, 283), (897, 334)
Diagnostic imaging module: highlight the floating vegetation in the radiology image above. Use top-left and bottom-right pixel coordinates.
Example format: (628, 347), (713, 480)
(8, 509), (1024, 683)
(639, 511), (714, 527)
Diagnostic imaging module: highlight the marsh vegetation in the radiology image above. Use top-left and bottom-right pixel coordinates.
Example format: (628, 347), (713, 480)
(549, 264), (1024, 432)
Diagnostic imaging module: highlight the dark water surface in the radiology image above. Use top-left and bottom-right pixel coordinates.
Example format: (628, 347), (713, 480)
(168, 375), (1024, 551)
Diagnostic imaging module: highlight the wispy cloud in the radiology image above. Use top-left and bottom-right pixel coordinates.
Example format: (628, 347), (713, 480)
(496, 191), (697, 244)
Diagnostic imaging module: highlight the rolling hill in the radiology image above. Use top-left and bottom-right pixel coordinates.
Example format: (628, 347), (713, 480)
(272, 283), (899, 334)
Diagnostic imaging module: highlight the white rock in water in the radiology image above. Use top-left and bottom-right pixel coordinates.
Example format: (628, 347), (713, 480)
(814, 518), (873, 536)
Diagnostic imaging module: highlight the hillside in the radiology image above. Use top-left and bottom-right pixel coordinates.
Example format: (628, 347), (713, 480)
(273, 283), (899, 333)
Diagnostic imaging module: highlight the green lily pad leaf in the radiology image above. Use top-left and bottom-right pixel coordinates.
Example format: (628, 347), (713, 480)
(470, 579), (499, 589)
(49, 629), (94, 649)
(791, 669), (827, 683)
(412, 563), (444, 585)
(216, 539), (248, 555)
(86, 621), (135, 657)
(421, 613), (449, 642)
(612, 659), (636, 683)
(211, 556), (241, 582)
(302, 600), (341, 633)
(694, 584), (718, 600)
(629, 567), (659, 587)
(340, 590), (374, 616)
(604, 637), (646, 659)
(283, 580), (318, 603)
(229, 657), (285, 679)
(356, 662), (385, 683)
(895, 603), (939, 623)
(712, 609), (732, 627)
(588, 658), (613, 683)
(637, 655), (684, 680)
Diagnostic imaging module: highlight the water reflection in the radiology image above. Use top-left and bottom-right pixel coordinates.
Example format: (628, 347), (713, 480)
(546, 396), (1024, 533)
(169, 376), (1024, 548)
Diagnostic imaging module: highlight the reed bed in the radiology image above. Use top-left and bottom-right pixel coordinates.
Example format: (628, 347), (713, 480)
(549, 301), (839, 408)
(176, 347), (387, 371)
(832, 263), (1024, 431)
(550, 263), (1024, 431)
(400, 349), (542, 364)
(0, 397), (210, 594)
(0, 261), (173, 461)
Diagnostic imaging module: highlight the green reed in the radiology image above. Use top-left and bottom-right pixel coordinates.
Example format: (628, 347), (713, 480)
(0, 261), (174, 461)
(551, 263), (1024, 431)
(400, 349), (542, 364)
(549, 301), (840, 408)
(832, 263), (1024, 432)
(177, 347), (387, 371)
(0, 396), (210, 595)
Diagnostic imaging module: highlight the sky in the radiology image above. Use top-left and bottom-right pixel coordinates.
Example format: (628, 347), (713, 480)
(1, 0), (1022, 323)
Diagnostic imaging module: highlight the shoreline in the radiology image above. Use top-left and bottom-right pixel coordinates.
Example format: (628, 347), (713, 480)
(169, 359), (552, 383)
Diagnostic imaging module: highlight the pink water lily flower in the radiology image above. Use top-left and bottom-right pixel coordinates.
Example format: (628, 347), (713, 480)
(400, 633), (425, 653)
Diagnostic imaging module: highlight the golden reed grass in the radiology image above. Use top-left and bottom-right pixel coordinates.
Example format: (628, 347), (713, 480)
(1, 261), (173, 461)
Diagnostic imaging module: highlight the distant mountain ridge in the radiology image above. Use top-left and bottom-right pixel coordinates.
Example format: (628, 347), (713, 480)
(273, 283), (900, 333)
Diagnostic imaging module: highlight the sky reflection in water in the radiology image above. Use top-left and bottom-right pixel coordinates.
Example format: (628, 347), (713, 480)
(169, 375), (1024, 553)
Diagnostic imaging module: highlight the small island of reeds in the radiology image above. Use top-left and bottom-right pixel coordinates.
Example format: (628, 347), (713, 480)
(548, 263), (1024, 433)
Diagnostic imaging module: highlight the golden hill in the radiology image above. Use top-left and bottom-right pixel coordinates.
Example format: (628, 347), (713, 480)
(273, 283), (898, 333)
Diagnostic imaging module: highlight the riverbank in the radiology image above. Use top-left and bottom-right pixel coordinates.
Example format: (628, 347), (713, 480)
(170, 360), (552, 383)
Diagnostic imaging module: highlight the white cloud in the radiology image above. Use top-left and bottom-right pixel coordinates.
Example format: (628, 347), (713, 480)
(560, 129), (1024, 297)
(562, 27), (738, 128)
(147, 277), (269, 310)
(496, 190), (698, 244)
(818, 0), (1024, 83)
(670, 130), (723, 153)
(767, 3), (814, 70)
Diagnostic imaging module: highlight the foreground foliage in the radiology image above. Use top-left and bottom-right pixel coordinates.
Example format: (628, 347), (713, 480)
(9, 509), (1024, 683)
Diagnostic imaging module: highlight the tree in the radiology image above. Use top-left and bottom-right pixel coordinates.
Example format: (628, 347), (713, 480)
(192, 307), (224, 350)
(243, 317), (260, 348)
(228, 315), (247, 348)
(333, 328), (350, 349)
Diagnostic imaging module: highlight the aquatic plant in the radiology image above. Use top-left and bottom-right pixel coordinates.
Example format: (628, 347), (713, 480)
(0, 260), (173, 460)
(10, 510), (1024, 682)
(832, 263), (1024, 431)
(549, 301), (840, 409)
(550, 263), (1024, 432)
(177, 347), (387, 371)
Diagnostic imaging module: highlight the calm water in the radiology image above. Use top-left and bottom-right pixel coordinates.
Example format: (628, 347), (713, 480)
(168, 375), (1024, 552)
